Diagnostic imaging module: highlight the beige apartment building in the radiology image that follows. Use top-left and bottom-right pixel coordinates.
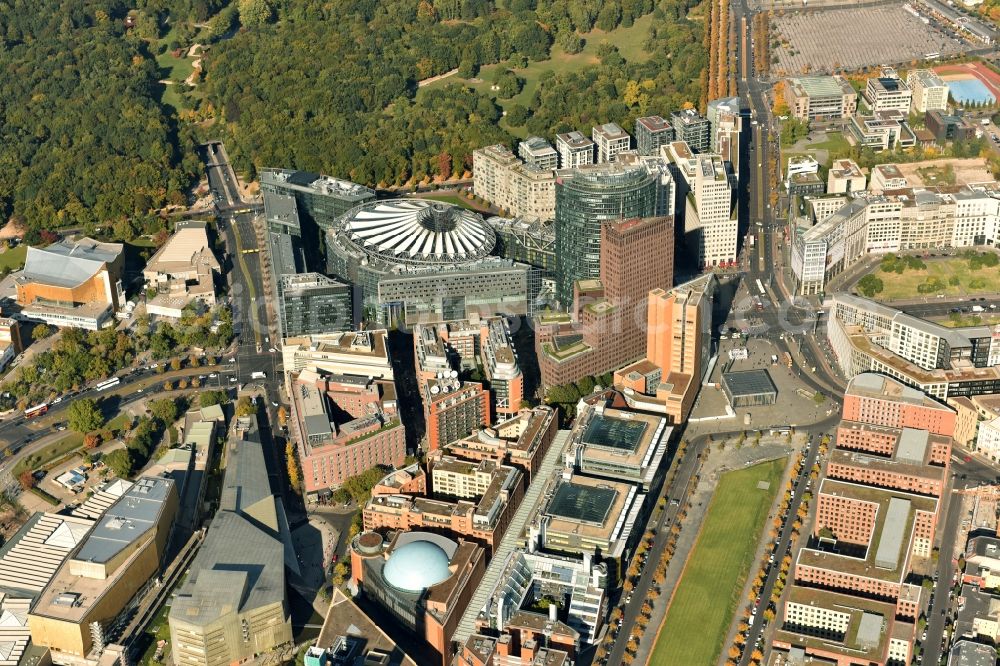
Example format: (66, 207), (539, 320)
(472, 145), (556, 221)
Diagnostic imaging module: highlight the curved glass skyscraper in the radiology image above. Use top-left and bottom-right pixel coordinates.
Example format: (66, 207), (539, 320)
(554, 164), (658, 305)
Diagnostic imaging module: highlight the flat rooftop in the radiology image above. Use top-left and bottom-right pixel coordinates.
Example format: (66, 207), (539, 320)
(548, 482), (617, 526)
(556, 131), (594, 149)
(582, 412), (648, 454)
(636, 115), (671, 132)
(799, 479), (937, 582)
(73, 477), (173, 565)
(722, 369), (777, 397)
(32, 477), (175, 623)
(593, 122), (628, 140)
(576, 407), (670, 482)
(846, 372), (951, 410)
(541, 473), (640, 545)
(285, 330), (389, 360)
(790, 75), (855, 98)
(774, 586), (911, 662)
(315, 588), (417, 665)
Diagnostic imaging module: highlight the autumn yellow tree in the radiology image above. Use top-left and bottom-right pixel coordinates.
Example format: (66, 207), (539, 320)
(285, 441), (301, 493)
(772, 80), (790, 116)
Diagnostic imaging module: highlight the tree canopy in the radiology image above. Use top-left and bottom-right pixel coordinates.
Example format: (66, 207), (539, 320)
(0, 2), (198, 231)
(68, 398), (105, 434)
(200, 0), (705, 186)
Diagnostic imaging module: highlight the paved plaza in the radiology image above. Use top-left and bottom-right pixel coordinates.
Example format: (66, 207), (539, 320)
(771, 5), (963, 76)
(689, 337), (838, 431)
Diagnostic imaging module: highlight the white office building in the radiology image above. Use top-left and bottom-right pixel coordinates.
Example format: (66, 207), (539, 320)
(791, 186), (1000, 295)
(865, 70), (913, 114)
(555, 131), (595, 169)
(907, 69), (949, 113)
(667, 141), (737, 267)
(592, 123), (631, 163)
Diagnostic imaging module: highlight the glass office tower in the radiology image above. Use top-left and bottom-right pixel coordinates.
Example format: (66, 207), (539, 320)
(554, 164), (658, 306)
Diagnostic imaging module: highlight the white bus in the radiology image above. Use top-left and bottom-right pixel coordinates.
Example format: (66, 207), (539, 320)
(250, 371), (267, 380)
(95, 377), (121, 392)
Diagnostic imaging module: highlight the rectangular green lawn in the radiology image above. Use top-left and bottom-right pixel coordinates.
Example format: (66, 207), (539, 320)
(874, 258), (1000, 301)
(650, 459), (784, 666)
(0, 245), (26, 272)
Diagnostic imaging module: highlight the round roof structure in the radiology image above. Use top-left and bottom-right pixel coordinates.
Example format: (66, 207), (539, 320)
(383, 539), (452, 592)
(338, 199), (495, 266)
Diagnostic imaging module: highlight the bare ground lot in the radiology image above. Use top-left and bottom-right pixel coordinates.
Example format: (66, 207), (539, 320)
(771, 4), (963, 77)
(894, 157), (995, 187)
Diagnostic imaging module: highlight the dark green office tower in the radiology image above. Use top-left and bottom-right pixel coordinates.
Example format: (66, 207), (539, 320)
(554, 164), (658, 306)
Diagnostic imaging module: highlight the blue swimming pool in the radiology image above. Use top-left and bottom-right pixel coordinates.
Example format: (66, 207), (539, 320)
(948, 78), (996, 105)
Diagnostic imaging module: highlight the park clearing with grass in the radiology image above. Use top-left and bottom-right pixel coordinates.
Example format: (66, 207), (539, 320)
(869, 254), (1000, 302)
(418, 14), (655, 137)
(650, 459), (784, 666)
(781, 130), (851, 169)
(14, 413), (131, 476)
(0, 245), (26, 272)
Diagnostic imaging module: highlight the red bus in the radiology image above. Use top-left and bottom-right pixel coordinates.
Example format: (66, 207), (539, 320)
(24, 403), (48, 419)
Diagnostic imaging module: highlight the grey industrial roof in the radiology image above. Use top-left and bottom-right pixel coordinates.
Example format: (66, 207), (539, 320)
(269, 232), (300, 277)
(721, 370), (777, 398)
(263, 191), (301, 230)
(73, 476), (174, 565)
(873, 497), (910, 570)
(856, 612), (884, 649)
(170, 511), (286, 625)
(22, 238), (122, 289)
(295, 381), (334, 439)
(219, 433), (273, 518)
(950, 640), (998, 666)
(896, 428), (929, 465)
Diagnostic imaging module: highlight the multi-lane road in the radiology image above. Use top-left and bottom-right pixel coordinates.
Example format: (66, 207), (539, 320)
(0, 362), (235, 468)
(202, 143), (281, 386)
(200, 142), (295, 512)
(602, 437), (708, 666)
(738, 434), (826, 666)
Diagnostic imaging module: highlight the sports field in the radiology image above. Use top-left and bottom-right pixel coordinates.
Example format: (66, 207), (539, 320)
(649, 459), (784, 666)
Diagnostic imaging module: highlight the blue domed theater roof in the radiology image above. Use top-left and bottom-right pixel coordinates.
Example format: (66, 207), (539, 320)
(382, 539), (452, 592)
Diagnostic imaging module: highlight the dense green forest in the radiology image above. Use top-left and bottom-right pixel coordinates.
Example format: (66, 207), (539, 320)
(0, 0), (706, 231)
(202, 0), (708, 186)
(0, 1), (201, 232)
